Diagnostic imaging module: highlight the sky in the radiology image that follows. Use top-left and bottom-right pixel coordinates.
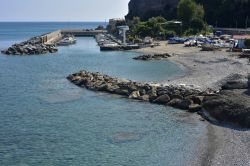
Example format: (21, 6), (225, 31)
(0, 0), (130, 22)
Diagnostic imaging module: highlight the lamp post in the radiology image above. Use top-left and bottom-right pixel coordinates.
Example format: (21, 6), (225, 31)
(118, 26), (129, 45)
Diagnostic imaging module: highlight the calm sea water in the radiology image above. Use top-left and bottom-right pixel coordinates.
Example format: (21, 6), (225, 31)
(0, 22), (205, 166)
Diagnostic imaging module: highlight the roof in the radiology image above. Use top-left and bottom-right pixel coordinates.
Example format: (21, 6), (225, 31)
(233, 35), (250, 40)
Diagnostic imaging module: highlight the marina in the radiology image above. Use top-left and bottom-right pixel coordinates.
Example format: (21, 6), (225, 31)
(1, 0), (250, 164)
(1, 28), (141, 55)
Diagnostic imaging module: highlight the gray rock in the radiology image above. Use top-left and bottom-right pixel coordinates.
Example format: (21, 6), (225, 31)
(185, 95), (204, 105)
(129, 91), (141, 99)
(222, 80), (249, 90)
(202, 89), (250, 128)
(139, 89), (147, 96)
(133, 53), (171, 61)
(168, 99), (193, 110)
(170, 94), (183, 100)
(153, 94), (170, 104)
(114, 89), (130, 96)
(188, 104), (202, 112)
(147, 87), (158, 100)
(138, 95), (150, 101)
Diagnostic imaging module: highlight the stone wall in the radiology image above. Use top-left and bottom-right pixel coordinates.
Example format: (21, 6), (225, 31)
(41, 30), (62, 44)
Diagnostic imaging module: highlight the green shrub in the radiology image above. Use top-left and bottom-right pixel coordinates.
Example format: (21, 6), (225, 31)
(190, 18), (205, 31)
(164, 30), (176, 38)
(183, 28), (198, 36)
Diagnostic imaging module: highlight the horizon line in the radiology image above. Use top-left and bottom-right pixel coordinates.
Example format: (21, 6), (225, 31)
(0, 21), (108, 23)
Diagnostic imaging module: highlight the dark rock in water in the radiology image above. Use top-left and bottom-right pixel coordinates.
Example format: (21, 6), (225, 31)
(133, 53), (171, 61)
(114, 88), (130, 96)
(202, 89), (250, 128)
(170, 94), (183, 100)
(185, 95), (204, 105)
(153, 94), (170, 104)
(188, 104), (202, 112)
(168, 99), (193, 110)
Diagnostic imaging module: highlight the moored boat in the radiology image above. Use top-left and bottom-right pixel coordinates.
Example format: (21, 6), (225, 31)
(57, 35), (77, 46)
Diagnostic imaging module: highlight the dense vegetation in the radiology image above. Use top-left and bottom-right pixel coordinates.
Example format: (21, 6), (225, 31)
(196, 0), (250, 28)
(177, 0), (207, 34)
(127, 16), (177, 40)
(127, 0), (210, 39)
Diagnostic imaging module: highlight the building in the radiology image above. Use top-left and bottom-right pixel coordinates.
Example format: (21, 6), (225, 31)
(214, 28), (250, 35)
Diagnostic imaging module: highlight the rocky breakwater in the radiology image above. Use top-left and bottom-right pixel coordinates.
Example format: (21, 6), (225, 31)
(67, 70), (209, 112)
(202, 74), (250, 128)
(133, 53), (172, 61)
(1, 37), (58, 55)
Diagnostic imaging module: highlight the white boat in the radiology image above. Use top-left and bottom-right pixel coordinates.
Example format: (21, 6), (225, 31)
(57, 36), (76, 46)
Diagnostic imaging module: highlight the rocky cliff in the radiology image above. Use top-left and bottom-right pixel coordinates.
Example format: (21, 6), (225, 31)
(125, 0), (179, 21)
(126, 0), (250, 28)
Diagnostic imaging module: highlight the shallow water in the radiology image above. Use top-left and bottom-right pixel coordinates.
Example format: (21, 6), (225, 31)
(0, 22), (205, 166)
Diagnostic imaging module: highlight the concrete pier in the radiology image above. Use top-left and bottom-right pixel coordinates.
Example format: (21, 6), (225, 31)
(61, 29), (106, 37)
(1, 28), (134, 55)
(41, 30), (62, 44)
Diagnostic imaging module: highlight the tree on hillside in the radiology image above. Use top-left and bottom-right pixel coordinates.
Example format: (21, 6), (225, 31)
(195, 4), (205, 19)
(177, 0), (197, 27)
(177, 0), (206, 34)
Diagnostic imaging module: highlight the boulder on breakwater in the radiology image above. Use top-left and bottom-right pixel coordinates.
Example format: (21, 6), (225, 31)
(133, 53), (172, 61)
(67, 70), (208, 112)
(1, 37), (58, 55)
(202, 74), (250, 128)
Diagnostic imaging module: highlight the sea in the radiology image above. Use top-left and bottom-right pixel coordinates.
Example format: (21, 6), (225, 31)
(0, 22), (205, 166)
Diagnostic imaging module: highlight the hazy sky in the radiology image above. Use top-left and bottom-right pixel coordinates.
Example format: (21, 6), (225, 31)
(0, 0), (130, 21)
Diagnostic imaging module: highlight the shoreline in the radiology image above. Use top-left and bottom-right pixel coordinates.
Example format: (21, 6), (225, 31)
(134, 41), (250, 165)
(134, 42), (250, 91)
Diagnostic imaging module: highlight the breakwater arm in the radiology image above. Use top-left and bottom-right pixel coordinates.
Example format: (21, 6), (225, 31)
(67, 71), (250, 128)
(1, 30), (61, 55)
(67, 70), (207, 112)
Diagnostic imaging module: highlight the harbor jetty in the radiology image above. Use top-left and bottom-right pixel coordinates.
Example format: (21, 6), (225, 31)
(67, 70), (209, 112)
(1, 30), (62, 55)
(1, 29), (106, 55)
(67, 70), (250, 128)
(1, 28), (139, 55)
(1, 32), (60, 55)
